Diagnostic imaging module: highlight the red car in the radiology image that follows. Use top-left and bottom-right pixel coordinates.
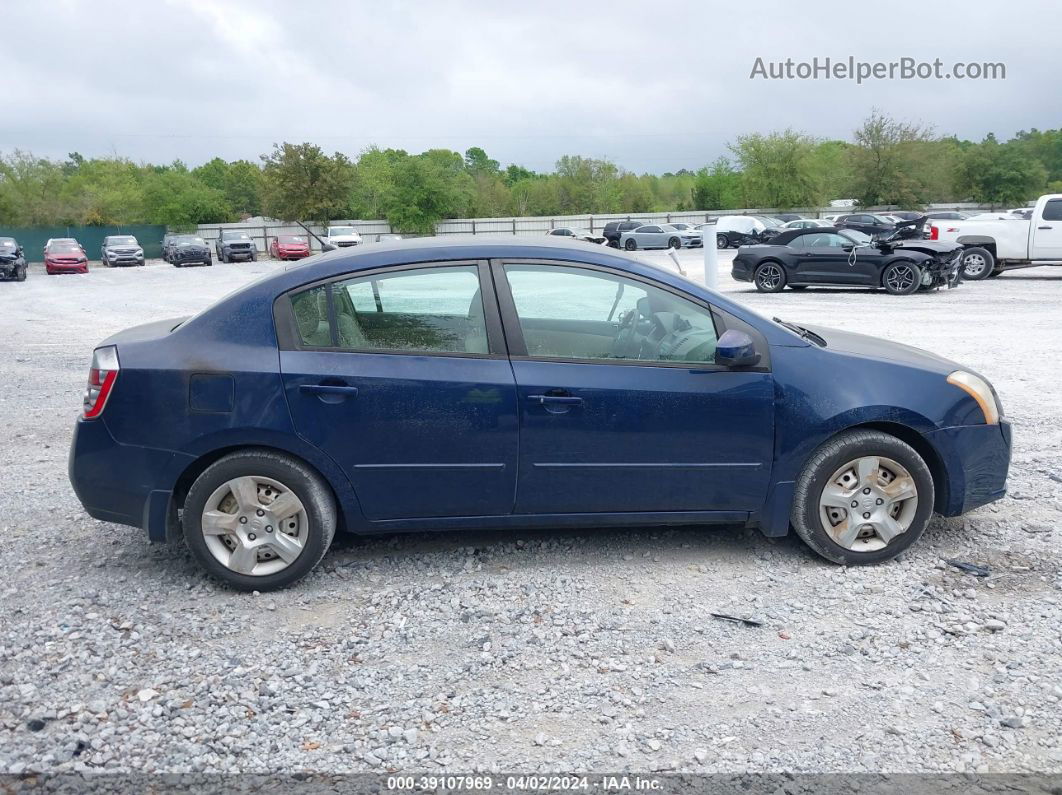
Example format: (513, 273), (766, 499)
(269, 234), (311, 260)
(44, 239), (89, 274)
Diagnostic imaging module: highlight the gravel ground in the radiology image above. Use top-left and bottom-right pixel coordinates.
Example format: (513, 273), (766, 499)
(0, 252), (1060, 776)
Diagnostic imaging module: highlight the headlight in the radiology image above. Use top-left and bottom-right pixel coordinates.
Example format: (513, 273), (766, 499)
(947, 370), (1001, 424)
(135, 249), (143, 256)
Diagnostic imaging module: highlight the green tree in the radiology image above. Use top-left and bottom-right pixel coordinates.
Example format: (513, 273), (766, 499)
(260, 142), (355, 222)
(729, 130), (824, 209)
(958, 136), (1047, 207)
(223, 160), (263, 216)
(142, 168), (232, 227)
(847, 110), (938, 208)
(464, 146), (500, 176)
(384, 149), (474, 233)
(693, 157), (742, 210)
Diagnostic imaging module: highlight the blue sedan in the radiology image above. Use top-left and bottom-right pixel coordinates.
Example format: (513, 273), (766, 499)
(68, 237), (1011, 590)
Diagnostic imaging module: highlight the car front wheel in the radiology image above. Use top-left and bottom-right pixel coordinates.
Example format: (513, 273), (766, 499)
(182, 450), (336, 591)
(791, 430), (934, 565)
(882, 261), (921, 295)
(716, 234), (729, 249)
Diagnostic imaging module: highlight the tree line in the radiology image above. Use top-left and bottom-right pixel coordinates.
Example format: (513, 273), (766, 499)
(2, 111), (1059, 234)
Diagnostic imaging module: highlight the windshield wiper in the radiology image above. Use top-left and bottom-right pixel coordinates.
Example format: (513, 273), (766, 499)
(773, 317), (826, 347)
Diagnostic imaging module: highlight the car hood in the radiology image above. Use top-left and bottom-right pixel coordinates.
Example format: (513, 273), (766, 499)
(890, 240), (961, 255)
(803, 325), (961, 375)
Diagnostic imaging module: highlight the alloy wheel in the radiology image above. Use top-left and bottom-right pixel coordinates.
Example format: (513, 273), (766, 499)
(201, 476), (308, 576)
(885, 264), (916, 292)
(756, 264), (783, 290)
(963, 252), (987, 278)
(818, 455), (918, 551)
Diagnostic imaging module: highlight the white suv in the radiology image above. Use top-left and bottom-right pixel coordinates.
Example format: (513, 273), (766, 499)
(323, 226), (362, 248)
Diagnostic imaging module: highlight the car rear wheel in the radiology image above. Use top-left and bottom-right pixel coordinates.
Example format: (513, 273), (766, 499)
(668, 236), (680, 249)
(716, 234), (729, 249)
(183, 450), (336, 591)
(15, 266), (26, 282)
(960, 247), (994, 280)
(882, 261), (920, 295)
(754, 262), (786, 292)
(791, 430), (934, 565)
(624, 239), (637, 251)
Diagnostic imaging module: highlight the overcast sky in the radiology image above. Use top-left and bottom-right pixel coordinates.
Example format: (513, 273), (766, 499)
(2, 0), (1058, 173)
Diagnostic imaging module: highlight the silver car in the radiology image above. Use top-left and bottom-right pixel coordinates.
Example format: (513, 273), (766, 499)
(619, 223), (702, 251)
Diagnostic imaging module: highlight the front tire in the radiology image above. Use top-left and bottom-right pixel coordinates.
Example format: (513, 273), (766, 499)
(961, 247), (994, 280)
(668, 236), (680, 250)
(791, 430), (934, 565)
(182, 450), (337, 591)
(754, 261), (786, 292)
(15, 265), (26, 282)
(882, 261), (921, 295)
(716, 234), (729, 249)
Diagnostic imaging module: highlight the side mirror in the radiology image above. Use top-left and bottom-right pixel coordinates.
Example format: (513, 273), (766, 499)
(322, 243), (337, 252)
(716, 329), (761, 368)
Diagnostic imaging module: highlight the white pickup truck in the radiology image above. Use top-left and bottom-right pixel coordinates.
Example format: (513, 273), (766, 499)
(929, 194), (1062, 279)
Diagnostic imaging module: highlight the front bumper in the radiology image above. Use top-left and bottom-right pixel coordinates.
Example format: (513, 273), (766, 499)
(276, 248), (310, 259)
(46, 261), (88, 273)
(681, 237), (703, 248)
(926, 419), (1012, 515)
(222, 247), (255, 260)
(106, 254), (144, 266)
(69, 418), (193, 541)
(172, 249), (211, 264)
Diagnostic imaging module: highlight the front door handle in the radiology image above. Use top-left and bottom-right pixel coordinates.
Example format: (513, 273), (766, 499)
(301, 384), (359, 396)
(1038, 225), (1053, 230)
(300, 383), (359, 404)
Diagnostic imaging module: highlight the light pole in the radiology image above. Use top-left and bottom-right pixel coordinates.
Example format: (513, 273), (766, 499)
(703, 223), (719, 289)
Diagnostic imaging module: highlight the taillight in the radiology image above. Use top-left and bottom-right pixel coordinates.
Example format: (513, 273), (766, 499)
(929, 225), (939, 240)
(83, 345), (119, 419)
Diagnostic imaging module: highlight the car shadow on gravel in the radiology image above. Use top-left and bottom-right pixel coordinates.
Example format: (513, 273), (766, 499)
(321, 522), (813, 572)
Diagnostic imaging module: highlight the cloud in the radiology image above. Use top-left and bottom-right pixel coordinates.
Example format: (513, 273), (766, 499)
(0, 0), (1055, 172)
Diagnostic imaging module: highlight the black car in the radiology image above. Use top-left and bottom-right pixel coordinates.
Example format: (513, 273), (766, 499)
(835, 213), (896, 237)
(603, 221), (645, 248)
(0, 237), (27, 281)
(161, 233), (179, 263)
(169, 235), (213, 267)
(731, 222), (964, 295)
(215, 230), (258, 263)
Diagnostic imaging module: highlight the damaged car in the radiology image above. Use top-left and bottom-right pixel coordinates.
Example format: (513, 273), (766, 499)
(732, 219), (964, 294)
(0, 237), (27, 281)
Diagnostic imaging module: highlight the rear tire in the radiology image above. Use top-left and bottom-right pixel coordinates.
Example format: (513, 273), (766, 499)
(624, 239), (637, 251)
(15, 266), (26, 282)
(754, 261), (786, 292)
(960, 247), (994, 280)
(882, 261), (921, 295)
(716, 234), (729, 249)
(183, 450), (337, 591)
(791, 430), (934, 566)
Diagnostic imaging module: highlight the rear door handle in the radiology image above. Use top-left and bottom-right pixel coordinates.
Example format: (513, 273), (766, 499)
(300, 384), (359, 397)
(527, 394), (583, 405)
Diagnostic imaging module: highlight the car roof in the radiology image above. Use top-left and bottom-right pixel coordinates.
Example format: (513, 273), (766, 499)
(768, 226), (848, 245)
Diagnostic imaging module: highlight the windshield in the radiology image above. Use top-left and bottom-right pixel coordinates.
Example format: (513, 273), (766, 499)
(839, 229), (872, 245)
(279, 235), (307, 243)
(107, 236), (137, 246)
(328, 227), (355, 236)
(222, 231), (250, 240)
(178, 236), (206, 245)
(50, 242), (81, 252)
(0, 238), (15, 247)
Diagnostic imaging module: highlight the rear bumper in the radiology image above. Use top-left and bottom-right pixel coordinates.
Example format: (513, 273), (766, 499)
(926, 420), (1012, 515)
(68, 418), (193, 541)
(731, 258), (754, 282)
